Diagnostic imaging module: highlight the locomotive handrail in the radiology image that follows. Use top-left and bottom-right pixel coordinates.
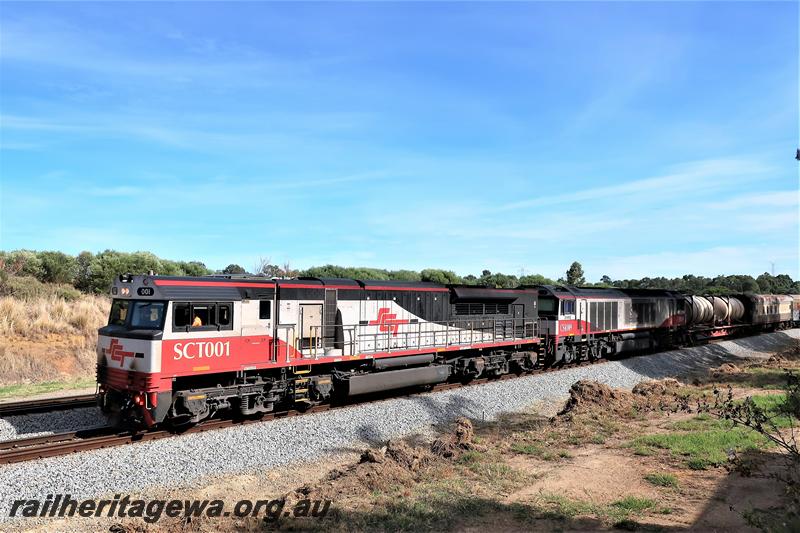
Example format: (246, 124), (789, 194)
(352, 317), (536, 355)
(299, 318), (537, 358)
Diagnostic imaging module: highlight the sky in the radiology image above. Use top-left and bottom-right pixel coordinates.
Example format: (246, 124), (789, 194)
(0, 2), (798, 281)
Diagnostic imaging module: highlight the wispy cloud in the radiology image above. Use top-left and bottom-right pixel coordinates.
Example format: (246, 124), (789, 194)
(0, 17), (301, 88)
(707, 190), (799, 210)
(497, 158), (772, 212)
(593, 245), (798, 280)
(0, 110), (374, 152)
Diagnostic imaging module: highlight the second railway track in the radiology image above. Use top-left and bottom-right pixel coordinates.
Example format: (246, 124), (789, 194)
(0, 394), (97, 417)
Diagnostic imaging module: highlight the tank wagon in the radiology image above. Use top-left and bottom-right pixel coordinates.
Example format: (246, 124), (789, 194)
(97, 274), (798, 428)
(97, 274), (539, 426)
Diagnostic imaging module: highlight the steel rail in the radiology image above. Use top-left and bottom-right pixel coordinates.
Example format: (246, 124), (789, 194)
(0, 394), (97, 417)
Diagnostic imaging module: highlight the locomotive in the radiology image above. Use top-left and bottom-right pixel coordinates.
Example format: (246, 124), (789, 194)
(96, 273), (800, 428)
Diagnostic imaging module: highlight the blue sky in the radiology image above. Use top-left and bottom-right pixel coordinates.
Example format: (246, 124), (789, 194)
(1, 2), (798, 281)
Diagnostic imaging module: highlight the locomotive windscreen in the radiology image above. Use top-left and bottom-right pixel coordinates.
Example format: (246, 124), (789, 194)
(108, 299), (166, 330)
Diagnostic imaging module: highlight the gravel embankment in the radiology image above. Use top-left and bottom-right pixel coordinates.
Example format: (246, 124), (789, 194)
(0, 329), (797, 521)
(0, 407), (104, 442)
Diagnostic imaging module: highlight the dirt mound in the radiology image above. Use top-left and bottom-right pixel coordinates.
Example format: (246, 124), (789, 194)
(431, 417), (475, 458)
(557, 379), (688, 421)
(633, 378), (682, 397)
(294, 439), (431, 501)
(557, 380), (634, 418)
(291, 420), (478, 503)
(386, 439), (431, 471)
(766, 343), (800, 366)
(710, 362), (742, 376)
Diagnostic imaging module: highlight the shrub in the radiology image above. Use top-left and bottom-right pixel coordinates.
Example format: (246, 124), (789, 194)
(0, 275), (81, 301)
(38, 251), (78, 284)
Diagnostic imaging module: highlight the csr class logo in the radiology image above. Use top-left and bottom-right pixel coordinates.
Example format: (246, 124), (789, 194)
(104, 339), (134, 367)
(368, 307), (409, 336)
(173, 341), (232, 360)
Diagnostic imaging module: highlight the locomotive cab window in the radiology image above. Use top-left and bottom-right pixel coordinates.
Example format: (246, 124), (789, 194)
(109, 299), (130, 326)
(172, 302), (234, 331)
(218, 304), (232, 326)
(561, 300), (575, 315)
(130, 301), (166, 330)
(108, 299), (165, 330)
(259, 300), (271, 320)
(173, 303), (190, 328)
(192, 305), (214, 327)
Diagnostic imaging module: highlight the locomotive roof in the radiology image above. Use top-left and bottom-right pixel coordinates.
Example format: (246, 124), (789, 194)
(532, 285), (681, 299)
(110, 273), (453, 300)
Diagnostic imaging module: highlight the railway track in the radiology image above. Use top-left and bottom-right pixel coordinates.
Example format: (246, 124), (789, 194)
(0, 330), (763, 466)
(0, 358), (604, 465)
(0, 394), (97, 417)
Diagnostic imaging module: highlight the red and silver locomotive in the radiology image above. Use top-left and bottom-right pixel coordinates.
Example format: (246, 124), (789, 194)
(97, 274), (540, 427)
(534, 286), (687, 364)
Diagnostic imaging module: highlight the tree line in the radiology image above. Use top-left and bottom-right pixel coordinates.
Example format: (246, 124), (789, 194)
(1, 250), (798, 297)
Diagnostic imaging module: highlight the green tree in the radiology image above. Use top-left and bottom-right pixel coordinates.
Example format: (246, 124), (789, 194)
(519, 273), (556, 286)
(223, 264), (246, 275)
(387, 269), (421, 281)
(8, 250), (44, 279)
(756, 273), (775, 293)
(180, 261), (211, 277)
(74, 251), (94, 292)
(565, 261), (585, 286)
(420, 268), (462, 285)
(37, 251), (78, 284)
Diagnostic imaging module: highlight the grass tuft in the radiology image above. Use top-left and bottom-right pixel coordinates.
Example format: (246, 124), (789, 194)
(611, 496), (656, 513)
(511, 442), (571, 461)
(644, 472), (679, 488)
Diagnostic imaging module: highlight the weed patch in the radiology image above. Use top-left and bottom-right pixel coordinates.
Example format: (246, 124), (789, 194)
(633, 424), (767, 469)
(643, 472), (679, 488)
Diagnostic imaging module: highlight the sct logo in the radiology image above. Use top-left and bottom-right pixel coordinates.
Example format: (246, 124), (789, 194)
(105, 339), (134, 367)
(173, 341), (231, 360)
(559, 323), (574, 333)
(368, 307), (409, 336)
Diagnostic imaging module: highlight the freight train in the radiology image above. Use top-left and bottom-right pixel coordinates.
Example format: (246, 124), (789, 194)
(96, 274), (800, 427)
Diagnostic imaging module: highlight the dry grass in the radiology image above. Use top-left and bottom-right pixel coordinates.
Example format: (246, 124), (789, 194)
(0, 295), (110, 387)
(0, 294), (108, 337)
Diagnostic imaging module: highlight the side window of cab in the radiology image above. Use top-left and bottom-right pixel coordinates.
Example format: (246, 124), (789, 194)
(172, 302), (234, 331)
